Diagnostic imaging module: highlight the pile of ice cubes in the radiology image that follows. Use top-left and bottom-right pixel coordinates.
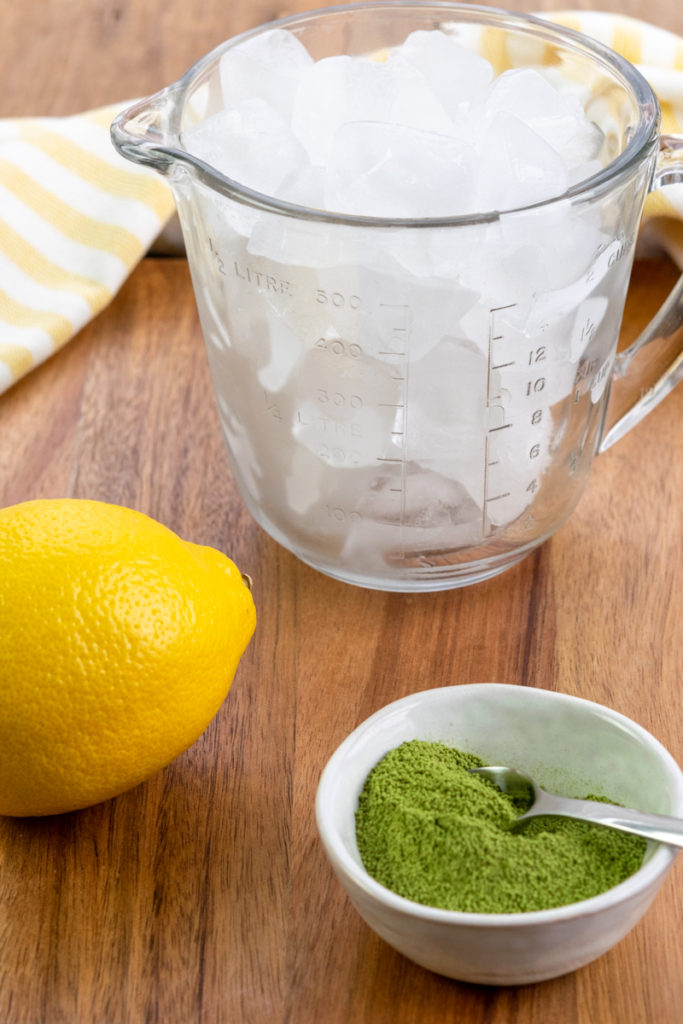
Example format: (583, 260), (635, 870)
(182, 28), (619, 568)
(185, 27), (604, 217)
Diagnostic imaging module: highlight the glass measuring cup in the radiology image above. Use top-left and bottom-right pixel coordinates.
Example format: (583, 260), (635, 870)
(112, 2), (683, 592)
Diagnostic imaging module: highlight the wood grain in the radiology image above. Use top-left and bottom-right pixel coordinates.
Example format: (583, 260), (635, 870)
(2, 0), (682, 116)
(1, 258), (681, 1024)
(1, 2), (682, 1022)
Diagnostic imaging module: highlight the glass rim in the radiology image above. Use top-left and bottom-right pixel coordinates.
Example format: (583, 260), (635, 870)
(117, 1), (662, 226)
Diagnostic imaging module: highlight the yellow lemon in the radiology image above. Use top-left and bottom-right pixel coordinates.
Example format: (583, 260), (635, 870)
(0, 498), (256, 816)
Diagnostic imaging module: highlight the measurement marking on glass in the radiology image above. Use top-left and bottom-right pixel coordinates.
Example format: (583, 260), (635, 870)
(377, 303), (411, 556)
(482, 435), (491, 534)
(484, 302), (518, 535)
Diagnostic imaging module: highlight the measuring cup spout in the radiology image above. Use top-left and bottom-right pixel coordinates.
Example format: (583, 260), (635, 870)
(111, 85), (184, 175)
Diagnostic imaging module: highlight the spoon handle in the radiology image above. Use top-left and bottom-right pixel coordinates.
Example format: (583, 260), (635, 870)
(532, 794), (683, 848)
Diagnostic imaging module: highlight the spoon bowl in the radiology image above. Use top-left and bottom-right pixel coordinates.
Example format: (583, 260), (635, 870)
(471, 765), (683, 847)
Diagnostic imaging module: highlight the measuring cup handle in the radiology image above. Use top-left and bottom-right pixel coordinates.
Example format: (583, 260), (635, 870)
(598, 135), (683, 453)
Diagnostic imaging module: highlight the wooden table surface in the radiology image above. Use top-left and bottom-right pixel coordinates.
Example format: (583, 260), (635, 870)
(1, 2), (682, 1022)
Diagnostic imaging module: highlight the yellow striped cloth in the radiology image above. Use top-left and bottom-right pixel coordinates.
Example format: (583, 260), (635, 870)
(0, 104), (175, 393)
(0, 14), (682, 394)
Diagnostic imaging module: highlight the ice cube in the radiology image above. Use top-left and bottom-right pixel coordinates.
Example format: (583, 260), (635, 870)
(288, 347), (403, 469)
(477, 112), (569, 211)
(291, 56), (392, 165)
(182, 98), (307, 195)
(246, 166), (340, 267)
(481, 67), (605, 173)
(407, 336), (487, 447)
(389, 218), (493, 281)
(248, 207), (387, 270)
(219, 28), (314, 122)
(453, 218), (550, 318)
(285, 444), (327, 515)
(325, 121), (479, 218)
(499, 200), (609, 294)
(275, 164), (327, 209)
(336, 466), (484, 571)
(382, 52), (458, 135)
(567, 157), (603, 188)
(257, 315), (309, 393)
(392, 30), (494, 117)
(526, 106), (604, 176)
(483, 68), (572, 123)
(405, 336), (488, 506)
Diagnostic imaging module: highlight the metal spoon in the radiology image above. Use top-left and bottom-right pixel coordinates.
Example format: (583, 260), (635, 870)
(470, 766), (683, 848)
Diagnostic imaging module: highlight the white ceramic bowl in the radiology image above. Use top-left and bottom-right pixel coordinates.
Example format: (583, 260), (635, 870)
(315, 684), (683, 985)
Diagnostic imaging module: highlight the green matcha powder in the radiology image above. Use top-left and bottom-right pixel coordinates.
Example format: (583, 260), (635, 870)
(355, 740), (646, 914)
